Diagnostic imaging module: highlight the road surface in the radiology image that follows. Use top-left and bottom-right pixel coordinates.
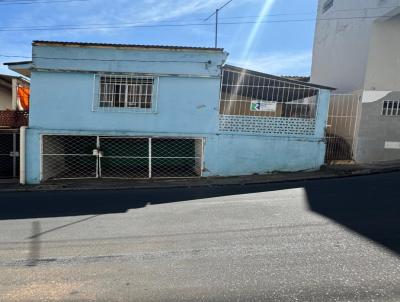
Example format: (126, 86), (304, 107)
(0, 172), (399, 301)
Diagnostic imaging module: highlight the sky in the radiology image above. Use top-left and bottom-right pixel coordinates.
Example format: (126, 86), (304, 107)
(0, 0), (318, 76)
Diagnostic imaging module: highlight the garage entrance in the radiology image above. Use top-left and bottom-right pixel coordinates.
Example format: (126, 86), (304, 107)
(41, 135), (203, 181)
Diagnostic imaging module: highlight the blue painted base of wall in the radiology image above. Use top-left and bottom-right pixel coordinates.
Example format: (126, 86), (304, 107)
(203, 135), (326, 177)
(24, 128), (326, 184)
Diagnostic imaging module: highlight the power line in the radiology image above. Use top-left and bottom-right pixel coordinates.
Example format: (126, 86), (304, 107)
(219, 5), (400, 19)
(2, 5), (399, 29)
(204, 0), (234, 21)
(0, 14), (397, 32)
(0, 0), (88, 4)
(204, 0), (234, 48)
(1, 14), (314, 30)
(0, 54), (30, 58)
(0, 54), (33, 59)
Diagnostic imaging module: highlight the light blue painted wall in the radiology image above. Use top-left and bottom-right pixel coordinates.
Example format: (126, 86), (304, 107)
(203, 135), (326, 176)
(29, 71), (221, 134)
(24, 44), (331, 184)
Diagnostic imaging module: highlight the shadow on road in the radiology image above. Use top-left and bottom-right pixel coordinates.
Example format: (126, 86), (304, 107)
(27, 221), (41, 266)
(0, 172), (399, 254)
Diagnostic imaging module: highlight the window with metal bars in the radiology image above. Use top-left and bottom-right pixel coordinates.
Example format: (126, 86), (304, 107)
(382, 100), (400, 116)
(322, 0), (334, 13)
(95, 74), (156, 112)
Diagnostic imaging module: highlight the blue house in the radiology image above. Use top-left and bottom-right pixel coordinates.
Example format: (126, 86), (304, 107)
(6, 41), (333, 184)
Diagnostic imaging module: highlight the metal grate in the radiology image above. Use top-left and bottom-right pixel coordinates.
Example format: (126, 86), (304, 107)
(382, 100), (400, 116)
(93, 74), (157, 113)
(42, 135), (98, 180)
(100, 137), (149, 178)
(152, 138), (203, 178)
(41, 135), (203, 180)
(219, 68), (319, 136)
(325, 94), (361, 163)
(0, 132), (19, 178)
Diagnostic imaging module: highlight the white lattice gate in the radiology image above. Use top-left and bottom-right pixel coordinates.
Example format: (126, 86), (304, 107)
(325, 94), (361, 163)
(41, 135), (203, 181)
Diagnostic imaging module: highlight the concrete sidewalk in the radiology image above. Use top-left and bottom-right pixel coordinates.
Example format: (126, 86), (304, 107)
(1, 161), (400, 192)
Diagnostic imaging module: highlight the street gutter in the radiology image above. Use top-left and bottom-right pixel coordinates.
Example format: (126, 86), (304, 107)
(1, 163), (400, 193)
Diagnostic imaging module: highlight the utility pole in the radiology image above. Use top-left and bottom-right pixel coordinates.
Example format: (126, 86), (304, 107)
(215, 9), (219, 48)
(204, 0), (233, 48)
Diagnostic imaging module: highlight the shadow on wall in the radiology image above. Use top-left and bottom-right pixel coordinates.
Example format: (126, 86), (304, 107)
(0, 172), (399, 254)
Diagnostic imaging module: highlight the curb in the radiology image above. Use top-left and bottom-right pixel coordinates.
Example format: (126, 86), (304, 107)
(1, 166), (399, 193)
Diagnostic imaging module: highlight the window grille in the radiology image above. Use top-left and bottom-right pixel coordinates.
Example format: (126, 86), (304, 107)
(322, 0), (334, 13)
(382, 100), (400, 116)
(93, 74), (157, 113)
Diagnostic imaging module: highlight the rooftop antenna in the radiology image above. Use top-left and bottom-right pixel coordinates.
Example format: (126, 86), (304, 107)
(204, 0), (234, 48)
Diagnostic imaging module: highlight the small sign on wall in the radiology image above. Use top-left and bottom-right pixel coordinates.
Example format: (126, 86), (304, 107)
(384, 141), (400, 149)
(250, 100), (277, 112)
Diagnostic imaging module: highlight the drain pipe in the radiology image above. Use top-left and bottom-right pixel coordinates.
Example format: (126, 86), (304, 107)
(20, 126), (27, 185)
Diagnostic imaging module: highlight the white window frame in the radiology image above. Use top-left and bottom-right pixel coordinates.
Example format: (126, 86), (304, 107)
(382, 100), (400, 116)
(93, 74), (158, 113)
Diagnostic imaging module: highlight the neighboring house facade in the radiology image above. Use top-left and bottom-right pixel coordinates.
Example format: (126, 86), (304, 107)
(311, 0), (400, 163)
(0, 74), (29, 178)
(0, 74), (29, 113)
(7, 40), (332, 184)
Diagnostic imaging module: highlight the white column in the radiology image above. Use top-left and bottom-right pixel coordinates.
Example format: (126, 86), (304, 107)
(11, 78), (18, 110)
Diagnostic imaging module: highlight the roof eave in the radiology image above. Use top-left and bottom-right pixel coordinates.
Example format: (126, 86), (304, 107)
(32, 40), (225, 53)
(224, 64), (336, 91)
(4, 61), (33, 78)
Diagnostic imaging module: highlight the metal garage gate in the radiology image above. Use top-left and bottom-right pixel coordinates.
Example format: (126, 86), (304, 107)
(41, 135), (203, 181)
(0, 131), (19, 178)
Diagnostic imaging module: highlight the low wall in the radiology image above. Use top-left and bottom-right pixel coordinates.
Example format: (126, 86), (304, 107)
(203, 134), (325, 177)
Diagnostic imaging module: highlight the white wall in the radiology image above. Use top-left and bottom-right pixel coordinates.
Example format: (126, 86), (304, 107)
(311, 0), (400, 93)
(364, 14), (400, 91)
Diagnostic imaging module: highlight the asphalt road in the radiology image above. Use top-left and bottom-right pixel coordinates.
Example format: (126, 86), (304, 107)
(0, 172), (399, 302)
